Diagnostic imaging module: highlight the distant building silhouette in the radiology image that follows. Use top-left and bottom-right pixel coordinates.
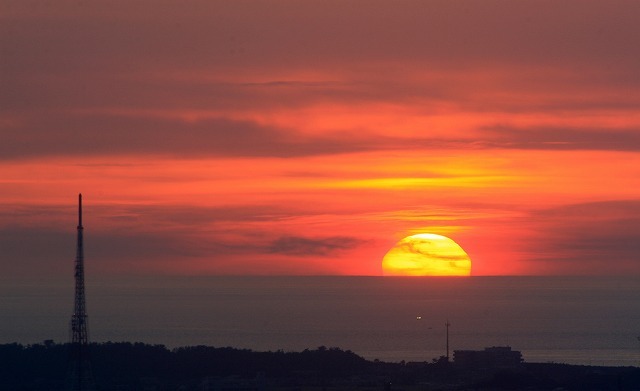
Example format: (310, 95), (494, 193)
(453, 346), (523, 370)
(66, 194), (97, 391)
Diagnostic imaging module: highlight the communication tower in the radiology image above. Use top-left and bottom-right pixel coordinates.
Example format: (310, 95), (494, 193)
(66, 194), (97, 391)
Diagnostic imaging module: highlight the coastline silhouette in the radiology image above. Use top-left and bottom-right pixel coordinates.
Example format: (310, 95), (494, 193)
(1, 341), (639, 390)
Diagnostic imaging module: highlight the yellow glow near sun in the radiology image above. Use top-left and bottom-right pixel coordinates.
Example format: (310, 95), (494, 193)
(326, 176), (511, 190)
(382, 233), (471, 276)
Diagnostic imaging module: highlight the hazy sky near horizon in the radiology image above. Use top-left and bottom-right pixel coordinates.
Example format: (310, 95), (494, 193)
(2, 0), (640, 277)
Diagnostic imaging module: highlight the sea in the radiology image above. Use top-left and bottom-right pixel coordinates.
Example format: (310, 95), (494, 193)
(1, 276), (639, 367)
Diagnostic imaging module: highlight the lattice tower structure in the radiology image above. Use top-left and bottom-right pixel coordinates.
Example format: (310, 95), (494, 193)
(66, 194), (96, 391)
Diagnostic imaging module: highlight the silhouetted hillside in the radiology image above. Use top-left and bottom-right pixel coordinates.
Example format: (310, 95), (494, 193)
(0, 341), (638, 390)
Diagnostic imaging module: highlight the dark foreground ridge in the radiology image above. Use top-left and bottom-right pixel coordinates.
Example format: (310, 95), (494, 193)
(1, 341), (638, 391)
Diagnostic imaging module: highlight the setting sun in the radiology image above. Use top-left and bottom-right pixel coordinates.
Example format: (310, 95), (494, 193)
(382, 233), (471, 276)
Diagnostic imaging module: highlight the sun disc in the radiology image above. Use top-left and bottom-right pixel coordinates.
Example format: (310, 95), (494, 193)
(382, 233), (471, 276)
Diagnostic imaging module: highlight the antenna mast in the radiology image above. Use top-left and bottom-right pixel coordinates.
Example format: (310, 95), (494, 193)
(72, 193), (89, 345)
(66, 193), (96, 391)
(445, 320), (451, 362)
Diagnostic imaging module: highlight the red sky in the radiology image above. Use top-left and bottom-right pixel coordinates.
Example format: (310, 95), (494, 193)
(2, 0), (640, 277)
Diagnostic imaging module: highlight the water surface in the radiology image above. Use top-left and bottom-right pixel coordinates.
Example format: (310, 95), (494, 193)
(1, 276), (639, 366)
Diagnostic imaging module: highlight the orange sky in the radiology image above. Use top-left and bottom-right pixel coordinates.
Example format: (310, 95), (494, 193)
(2, 1), (640, 277)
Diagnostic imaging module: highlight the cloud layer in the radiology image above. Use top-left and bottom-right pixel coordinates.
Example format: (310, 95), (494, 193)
(3, 1), (640, 160)
(2, 1), (640, 276)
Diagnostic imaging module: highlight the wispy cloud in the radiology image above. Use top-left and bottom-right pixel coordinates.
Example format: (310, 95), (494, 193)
(0, 115), (374, 160)
(268, 236), (365, 257)
(482, 126), (640, 152)
(524, 200), (640, 274)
